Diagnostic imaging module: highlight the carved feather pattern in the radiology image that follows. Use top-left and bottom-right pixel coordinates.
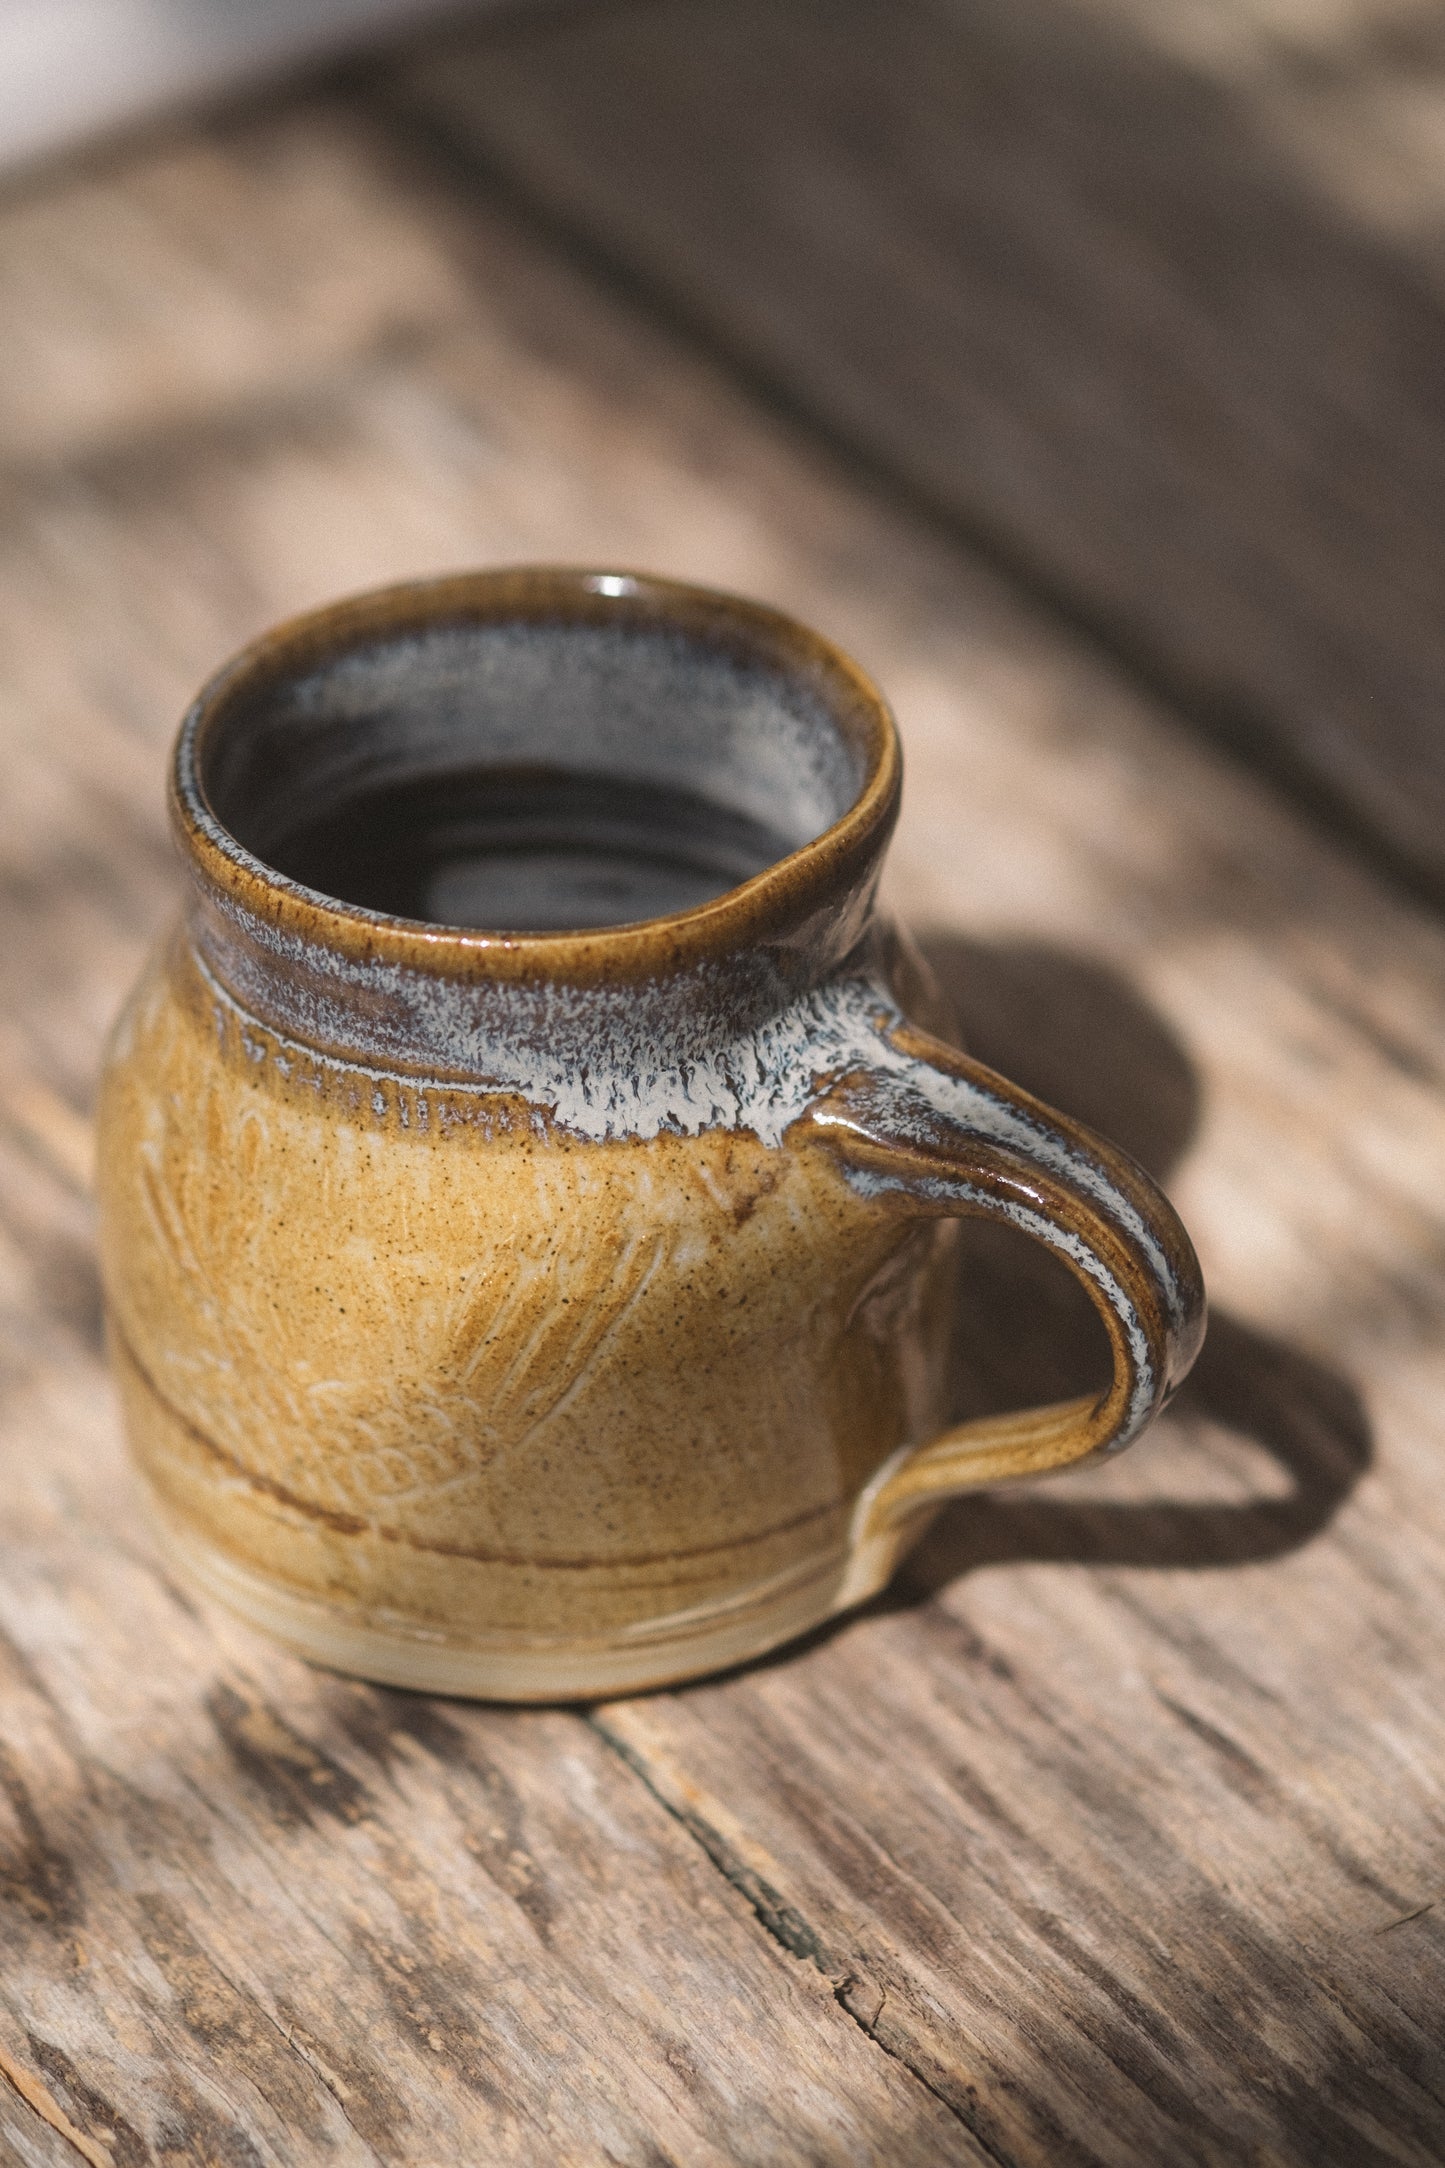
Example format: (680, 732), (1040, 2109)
(124, 1027), (679, 1520)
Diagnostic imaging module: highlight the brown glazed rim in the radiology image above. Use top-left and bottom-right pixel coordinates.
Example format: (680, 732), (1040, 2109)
(173, 568), (902, 988)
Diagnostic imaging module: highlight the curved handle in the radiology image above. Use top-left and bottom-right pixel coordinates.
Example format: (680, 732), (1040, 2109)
(801, 1008), (1206, 1602)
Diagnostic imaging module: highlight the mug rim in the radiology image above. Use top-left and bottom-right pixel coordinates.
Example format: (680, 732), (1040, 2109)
(172, 567), (902, 988)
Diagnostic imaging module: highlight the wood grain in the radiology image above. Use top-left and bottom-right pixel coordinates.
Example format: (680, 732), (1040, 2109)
(392, 0), (1445, 907)
(0, 81), (1443, 2166)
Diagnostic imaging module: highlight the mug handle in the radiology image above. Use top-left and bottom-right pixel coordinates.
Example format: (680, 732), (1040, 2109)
(800, 1010), (1207, 1606)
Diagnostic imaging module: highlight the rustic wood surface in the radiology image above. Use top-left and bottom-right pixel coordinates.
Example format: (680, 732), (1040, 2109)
(0, 55), (1444, 2168)
(392, 0), (1445, 908)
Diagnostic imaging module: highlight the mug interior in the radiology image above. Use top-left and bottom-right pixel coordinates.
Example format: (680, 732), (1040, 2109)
(199, 596), (871, 934)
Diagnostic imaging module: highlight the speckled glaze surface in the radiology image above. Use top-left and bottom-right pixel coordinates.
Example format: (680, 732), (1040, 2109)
(96, 570), (1205, 1699)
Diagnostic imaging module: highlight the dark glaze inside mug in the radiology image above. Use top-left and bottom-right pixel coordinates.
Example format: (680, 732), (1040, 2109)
(201, 596), (869, 934)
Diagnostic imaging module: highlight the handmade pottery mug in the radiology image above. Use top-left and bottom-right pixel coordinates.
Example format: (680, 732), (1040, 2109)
(96, 569), (1205, 1699)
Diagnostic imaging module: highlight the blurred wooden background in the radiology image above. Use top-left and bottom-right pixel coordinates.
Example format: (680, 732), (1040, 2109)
(394, 0), (1445, 909)
(0, 0), (473, 174)
(1, 2), (1444, 2162)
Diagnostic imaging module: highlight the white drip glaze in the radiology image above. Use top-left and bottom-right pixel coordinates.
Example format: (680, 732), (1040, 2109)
(194, 935), (1180, 1418)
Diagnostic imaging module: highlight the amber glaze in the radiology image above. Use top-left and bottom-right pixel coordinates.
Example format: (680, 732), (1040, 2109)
(96, 569), (1205, 1699)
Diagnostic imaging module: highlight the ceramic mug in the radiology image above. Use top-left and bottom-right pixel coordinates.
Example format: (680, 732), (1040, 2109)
(96, 569), (1205, 1699)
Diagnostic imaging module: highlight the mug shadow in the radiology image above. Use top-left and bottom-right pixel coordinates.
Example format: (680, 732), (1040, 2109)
(704, 931), (1372, 1683)
(888, 931), (1373, 1603)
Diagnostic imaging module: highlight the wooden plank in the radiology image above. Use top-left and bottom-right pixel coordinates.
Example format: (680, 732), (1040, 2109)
(391, 0), (1445, 907)
(1, 80), (1444, 2166)
(0, 1476), (968, 2162)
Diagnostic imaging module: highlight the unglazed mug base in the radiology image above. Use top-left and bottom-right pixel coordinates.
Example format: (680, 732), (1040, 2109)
(146, 1488), (877, 1700)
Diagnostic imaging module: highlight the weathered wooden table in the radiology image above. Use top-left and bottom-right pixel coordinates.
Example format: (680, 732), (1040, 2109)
(2, 5), (1444, 2161)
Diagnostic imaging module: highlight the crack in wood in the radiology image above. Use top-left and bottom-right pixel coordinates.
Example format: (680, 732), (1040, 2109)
(586, 1712), (1017, 2168)
(1375, 1904), (1435, 1937)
